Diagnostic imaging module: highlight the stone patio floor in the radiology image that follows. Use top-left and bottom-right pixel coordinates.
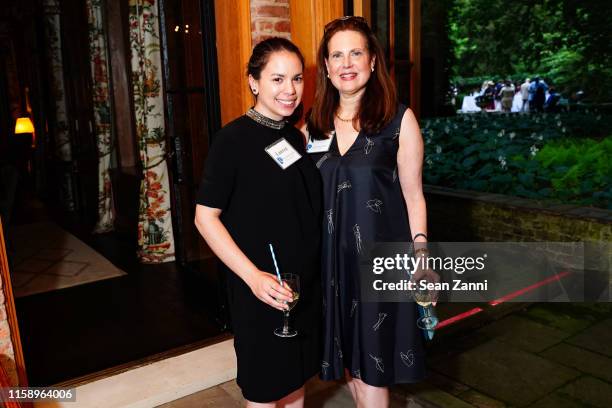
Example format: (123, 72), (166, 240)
(159, 303), (612, 407)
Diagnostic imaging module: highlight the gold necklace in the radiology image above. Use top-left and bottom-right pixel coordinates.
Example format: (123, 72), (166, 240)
(336, 112), (355, 122)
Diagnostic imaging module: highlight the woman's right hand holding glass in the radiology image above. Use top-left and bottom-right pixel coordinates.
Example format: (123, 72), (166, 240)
(246, 270), (294, 311)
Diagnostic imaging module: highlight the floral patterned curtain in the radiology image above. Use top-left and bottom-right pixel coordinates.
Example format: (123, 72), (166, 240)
(43, 0), (74, 211)
(86, 0), (115, 233)
(128, 0), (175, 263)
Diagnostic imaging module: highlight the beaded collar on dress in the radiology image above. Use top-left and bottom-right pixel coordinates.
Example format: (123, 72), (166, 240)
(246, 107), (287, 130)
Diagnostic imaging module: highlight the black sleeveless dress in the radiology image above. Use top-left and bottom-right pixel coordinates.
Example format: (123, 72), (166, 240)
(196, 115), (322, 402)
(313, 105), (426, 386)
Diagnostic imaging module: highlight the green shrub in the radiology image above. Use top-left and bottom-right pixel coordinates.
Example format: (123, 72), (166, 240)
(535, 138), (612, 207)
(421, 112), (612, 209)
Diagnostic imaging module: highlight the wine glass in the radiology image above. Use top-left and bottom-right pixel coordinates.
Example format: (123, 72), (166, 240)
(410, 269), (439, 330)
(274, 273), (300, 338)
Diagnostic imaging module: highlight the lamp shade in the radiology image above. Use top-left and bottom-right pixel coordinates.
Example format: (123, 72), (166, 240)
(14, 117), (34, 134)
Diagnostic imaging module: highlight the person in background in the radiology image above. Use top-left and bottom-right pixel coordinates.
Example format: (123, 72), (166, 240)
(500, 80), (515, 112)
(530, 76), (548, 112)
(520, 78), (530, 112)
(494, 79), (504, 106)
(484, 81), (496, 110)
(545, 86), (561, 112)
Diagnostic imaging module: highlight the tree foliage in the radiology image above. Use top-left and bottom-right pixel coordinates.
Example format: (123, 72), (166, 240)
(449, 0), (612, 101)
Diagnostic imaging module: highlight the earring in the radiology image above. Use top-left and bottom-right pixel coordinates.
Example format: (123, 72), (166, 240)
(252, 88), (258, 95)
(371, 66), (374, 72)
(326, 73), (330, 78)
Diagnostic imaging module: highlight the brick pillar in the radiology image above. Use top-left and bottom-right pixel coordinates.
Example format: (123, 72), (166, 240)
(250, 0), (291, 46)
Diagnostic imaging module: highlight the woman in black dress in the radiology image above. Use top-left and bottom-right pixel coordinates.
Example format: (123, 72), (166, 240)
(195, 38), (322, 407)
(305, 17), (428, 406)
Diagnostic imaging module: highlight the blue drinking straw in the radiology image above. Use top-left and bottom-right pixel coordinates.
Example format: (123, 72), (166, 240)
(268, 243), (283, 285)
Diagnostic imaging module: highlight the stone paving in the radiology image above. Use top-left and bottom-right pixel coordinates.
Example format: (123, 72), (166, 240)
(159, 303), (612, 407)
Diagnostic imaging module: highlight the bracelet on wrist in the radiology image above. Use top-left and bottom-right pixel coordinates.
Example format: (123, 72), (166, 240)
(413, 232), (428, 241)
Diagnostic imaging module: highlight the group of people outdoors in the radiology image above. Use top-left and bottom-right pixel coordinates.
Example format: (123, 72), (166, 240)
(460, 77), (563, 114)
(194, 16), (430, 408)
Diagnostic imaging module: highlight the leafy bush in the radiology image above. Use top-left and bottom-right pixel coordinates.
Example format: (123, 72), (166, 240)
(421, 112), (612, 209)
(535, 138), (612, 207)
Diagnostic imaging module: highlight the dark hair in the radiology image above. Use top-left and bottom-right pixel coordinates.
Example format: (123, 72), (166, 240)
(247, 37), (305, 122)
(307, 17), (397, 138)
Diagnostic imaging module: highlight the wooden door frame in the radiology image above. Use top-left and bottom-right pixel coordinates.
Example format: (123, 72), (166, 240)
(210, 0), (421, 124)
(106, 0), (138, 170)
(213, 0), (374, 124)
(352, 0), (421, 118)
(213, 0), (252, 126)
(409, 0), (421, 118)
(290, 0), (344, 115)
(0, 217), (28, 387)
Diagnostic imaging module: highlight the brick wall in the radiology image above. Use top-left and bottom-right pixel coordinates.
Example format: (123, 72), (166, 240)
(250, 0), (291, 46)
(426, 185), (612, 296)
(425, 185), (612, 243)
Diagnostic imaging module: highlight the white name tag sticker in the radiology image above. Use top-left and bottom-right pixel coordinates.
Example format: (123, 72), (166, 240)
(265, 138), (302, 169)
(306, 137), (333, 153)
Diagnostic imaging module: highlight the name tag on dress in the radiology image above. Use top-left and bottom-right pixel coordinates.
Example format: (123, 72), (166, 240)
(306, 137), (333, 153)
(265, 138), (302, 169)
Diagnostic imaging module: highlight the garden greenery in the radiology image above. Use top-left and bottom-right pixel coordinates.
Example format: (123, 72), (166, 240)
(449, 0), (612, 102)
(421, 112), (612, 209)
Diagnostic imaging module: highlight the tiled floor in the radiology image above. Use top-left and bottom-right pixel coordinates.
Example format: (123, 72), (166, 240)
(8, 221), (126, 297)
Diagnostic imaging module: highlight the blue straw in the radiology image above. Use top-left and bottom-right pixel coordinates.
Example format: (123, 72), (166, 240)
(268, 243), (283, 285)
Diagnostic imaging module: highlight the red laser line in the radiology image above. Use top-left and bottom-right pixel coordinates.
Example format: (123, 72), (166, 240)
(436, 307), (484, 329)
(488, 271), (571, 306)
(434, 271), (572, 330)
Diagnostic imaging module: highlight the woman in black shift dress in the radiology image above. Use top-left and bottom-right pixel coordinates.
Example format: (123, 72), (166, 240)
(195, 38), (322, 406)
(305, 17), (429, 406)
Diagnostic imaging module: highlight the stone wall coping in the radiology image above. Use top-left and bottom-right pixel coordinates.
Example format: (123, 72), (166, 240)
(424, 185), (612, 225)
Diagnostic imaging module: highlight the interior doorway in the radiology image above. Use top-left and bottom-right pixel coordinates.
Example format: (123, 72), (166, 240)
(158, 0), (221, 266)
(1, 0), (228, 386)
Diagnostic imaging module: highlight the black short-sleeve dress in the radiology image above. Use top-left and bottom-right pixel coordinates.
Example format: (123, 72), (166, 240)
(196, 113), (322, 403)
(313, 105), (426, 386)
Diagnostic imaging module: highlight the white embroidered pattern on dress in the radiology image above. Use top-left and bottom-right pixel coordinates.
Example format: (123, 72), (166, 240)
(316, 153), (331, 168)
(364, 136), (374, 155)
(393, 127), (400, 140)
(335, 336), (343, 359)
(366, 199), (383, 213)
(321, 360), (330, 376)
(372, 312), (388, 331)
(337, 180), (352, 192)
(369, 354), (385, 373)
(353, 224), (362, 253)
(350, 299), (358, 317)
(400, 350), (415, 367)
(326, 209), (334, 234)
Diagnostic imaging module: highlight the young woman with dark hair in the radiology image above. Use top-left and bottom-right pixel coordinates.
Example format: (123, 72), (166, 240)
(195, 37), (322, 407)
(305, 17), (428, 407)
